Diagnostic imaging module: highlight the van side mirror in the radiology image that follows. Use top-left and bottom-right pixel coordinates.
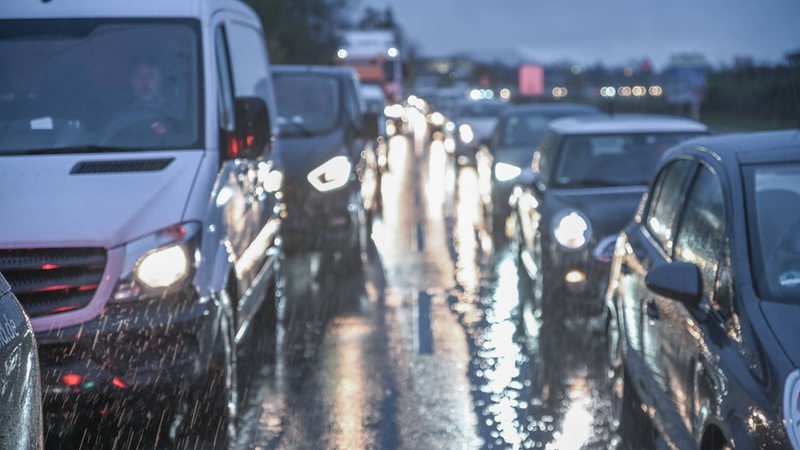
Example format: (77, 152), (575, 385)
(225, 96), (271, 160)
(362, 112), (380, 140)
(645, 261), (702, 307)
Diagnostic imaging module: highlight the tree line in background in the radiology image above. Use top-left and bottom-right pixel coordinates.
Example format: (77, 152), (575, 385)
(244, 0), (396, 65)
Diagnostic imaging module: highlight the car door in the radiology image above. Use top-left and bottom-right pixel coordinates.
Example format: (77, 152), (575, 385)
(653, 162), (732, 445)
(622, 158), (696, 406)
(214, 16), (280, 331)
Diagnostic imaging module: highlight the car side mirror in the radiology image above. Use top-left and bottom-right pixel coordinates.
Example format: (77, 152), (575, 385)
(229, 96), (271, 160)
(362, 111), (380, 140)
(645, 261), (702, 307)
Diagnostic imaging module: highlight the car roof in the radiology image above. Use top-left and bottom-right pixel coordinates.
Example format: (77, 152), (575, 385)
(548, 113), (708, 135)
(502, 102), (600, 116)
(272, 64), (358, 79)
(670, 129), (800, 166)
(0, 0), (253, 19)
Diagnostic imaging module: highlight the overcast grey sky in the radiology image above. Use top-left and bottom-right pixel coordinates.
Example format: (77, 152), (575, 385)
(355, 0), (800, 70)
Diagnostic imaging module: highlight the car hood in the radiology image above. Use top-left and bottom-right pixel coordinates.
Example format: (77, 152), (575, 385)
(492, 146), (536, 167)
(278, 128), (346, 178)
(0, 151), (204, 249)
(759, 301), (800, 367)
(548, 186), (646, 238)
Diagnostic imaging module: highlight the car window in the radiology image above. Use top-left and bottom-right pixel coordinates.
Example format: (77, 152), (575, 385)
(645, 158), (695, 253)
(0, 19), (202, 151)
(553, 133), (699, 188)
(673, 164), (727, 304)
(273, 73), (341, 136)
(748, 164), (800, 299)
(214, 25), (235, 132)
(498, 114), (550, 147)
(533, 130), (559, 185)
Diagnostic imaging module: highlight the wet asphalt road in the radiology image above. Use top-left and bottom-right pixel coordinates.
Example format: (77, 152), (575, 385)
(241, 118), (615, 450)
(44, 118), (614, 449)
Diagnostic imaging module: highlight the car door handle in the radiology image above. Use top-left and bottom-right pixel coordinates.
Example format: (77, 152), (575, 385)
(646, 299), (660, 320)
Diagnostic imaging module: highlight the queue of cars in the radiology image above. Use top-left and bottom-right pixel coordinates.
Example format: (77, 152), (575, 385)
(491, 105), (800, 447)
(0, 1), (796, 446)
(476, 102), (601, 237)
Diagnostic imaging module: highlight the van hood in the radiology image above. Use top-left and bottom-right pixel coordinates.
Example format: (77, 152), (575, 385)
(0, 151), (205, 249)
(278, 129), (346, 178)
(759, 301), (800, 367)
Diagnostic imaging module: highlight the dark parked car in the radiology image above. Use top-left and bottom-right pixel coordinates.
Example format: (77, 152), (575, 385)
(272, 65), (380, 266)
(0, 272), (43, 450)
(605, 129), (800, 449)
(476, 102), (600, 237)
(511, 114), (707, 324)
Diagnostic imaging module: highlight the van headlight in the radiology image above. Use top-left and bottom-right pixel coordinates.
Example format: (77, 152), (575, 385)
(112, 222), (200, 302)
(552, 209), (592, 250)
(494, 162), (522, 182)
(307, 155), (352, 192)
(784, 369), (800, 449)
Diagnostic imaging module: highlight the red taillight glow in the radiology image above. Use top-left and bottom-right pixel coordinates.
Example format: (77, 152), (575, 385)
(41, 264), (59, 270)
(228, 135), (239, 159)
(62, 374), (83, 386)
(112, 377), (128, 389)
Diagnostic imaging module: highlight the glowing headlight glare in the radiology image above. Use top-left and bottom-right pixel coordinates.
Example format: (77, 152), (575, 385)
(136, 245), (190, 288)
(494, 162), (522, 182)
(459, 124), (474, 144)
(552, 210), (591, 249)
(307, 155), (352, 192)
(783, 369), (800, 449)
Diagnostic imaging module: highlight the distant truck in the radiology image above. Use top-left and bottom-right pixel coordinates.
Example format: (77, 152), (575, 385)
(336, 29), (403, 102)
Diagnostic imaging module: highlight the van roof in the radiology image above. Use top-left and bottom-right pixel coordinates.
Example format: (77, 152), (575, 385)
(0, 0), (256, 20)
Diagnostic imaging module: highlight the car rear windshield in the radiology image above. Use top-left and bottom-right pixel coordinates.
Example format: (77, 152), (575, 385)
(747, 164), (800, 301)
(0, 19), (203, 154)
(552, 132), (702, 188)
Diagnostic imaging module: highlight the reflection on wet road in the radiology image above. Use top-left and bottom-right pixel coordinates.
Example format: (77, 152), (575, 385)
(245, 123), (613, 449)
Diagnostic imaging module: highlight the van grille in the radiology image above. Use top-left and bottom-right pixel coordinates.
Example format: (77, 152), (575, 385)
(0, 248), (106, 319)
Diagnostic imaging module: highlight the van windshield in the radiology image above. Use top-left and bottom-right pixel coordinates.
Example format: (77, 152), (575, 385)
(273, 73), (342, 137)
(0, 20), (202, 154)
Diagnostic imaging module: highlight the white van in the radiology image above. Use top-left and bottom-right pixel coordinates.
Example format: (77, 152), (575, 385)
(0, 0), (282, 446)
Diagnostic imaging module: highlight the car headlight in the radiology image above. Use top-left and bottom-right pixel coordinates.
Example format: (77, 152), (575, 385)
(458, 124), (474, 144)
(552, 209), (592, 250)
(307, 155), (352, 192)
(494, 162), (522, 182)
(112, 222), (200, 302)
(784, 369), (800, 449)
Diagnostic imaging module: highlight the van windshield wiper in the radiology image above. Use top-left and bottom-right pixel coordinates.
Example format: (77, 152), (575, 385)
(11, 145), (142, 156)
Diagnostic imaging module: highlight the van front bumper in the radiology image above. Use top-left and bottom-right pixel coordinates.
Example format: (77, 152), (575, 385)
(36, 287), (220, 407)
